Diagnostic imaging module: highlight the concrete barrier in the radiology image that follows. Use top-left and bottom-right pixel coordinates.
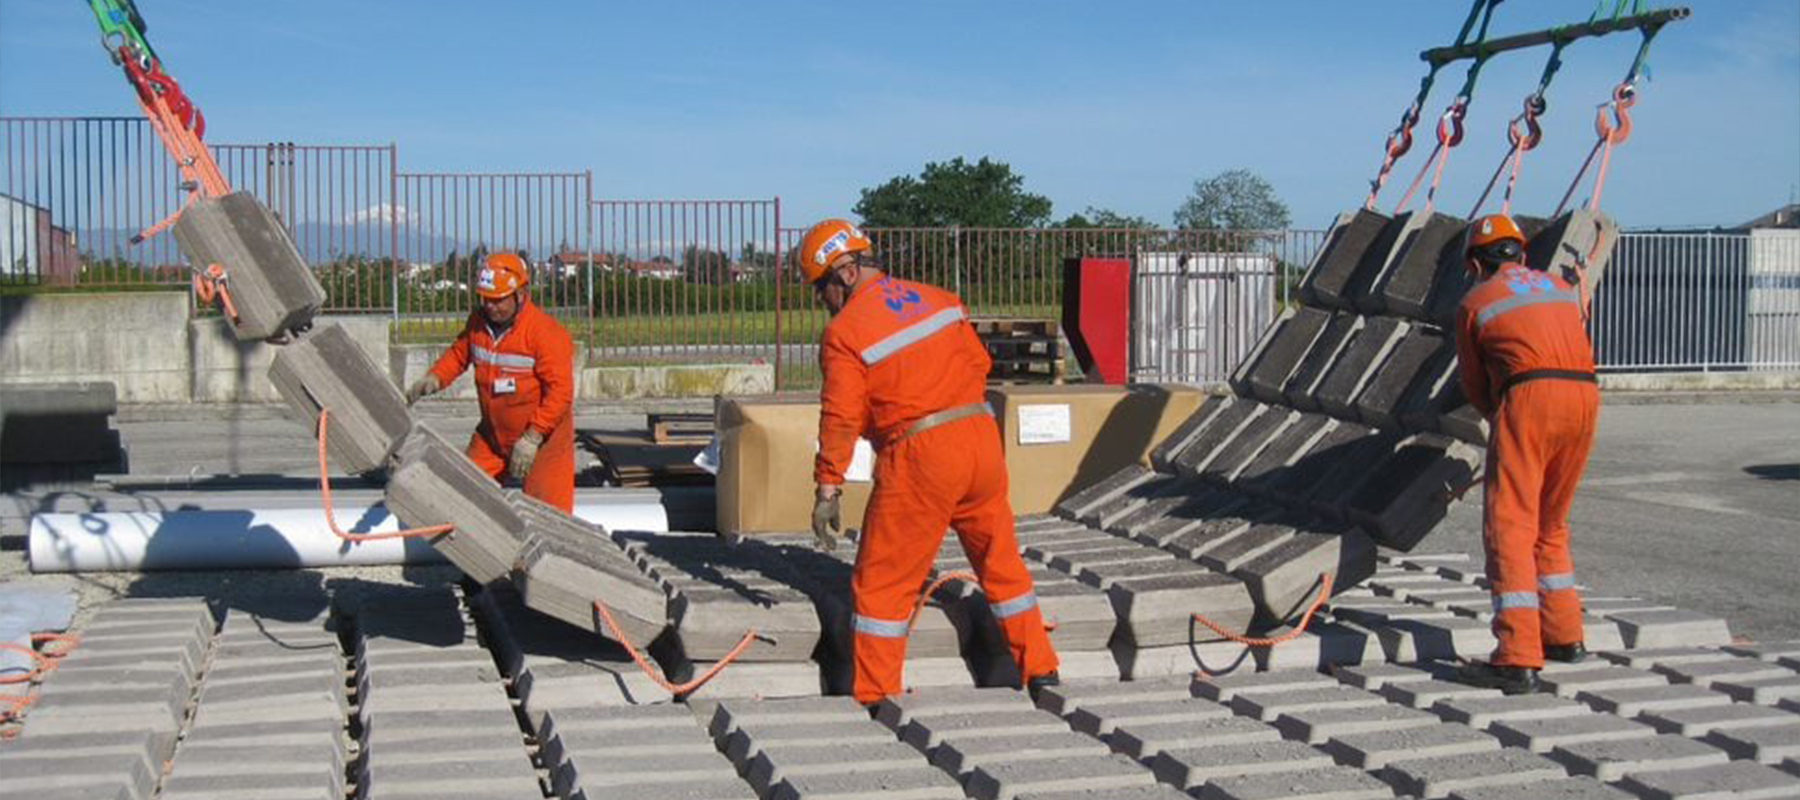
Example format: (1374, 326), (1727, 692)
(0, 293), (192, 403)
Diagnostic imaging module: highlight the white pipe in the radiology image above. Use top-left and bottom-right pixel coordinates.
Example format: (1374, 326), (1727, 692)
(27, 501), (669, 574)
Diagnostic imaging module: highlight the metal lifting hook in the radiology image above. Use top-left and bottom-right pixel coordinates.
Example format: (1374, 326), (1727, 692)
(1594, 82), (1635, 145)
(1509, 95), (1544, 151)
(1437, 99), (1469, 148)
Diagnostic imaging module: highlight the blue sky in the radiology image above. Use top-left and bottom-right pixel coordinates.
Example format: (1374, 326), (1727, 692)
(3, 1), (1795, 230)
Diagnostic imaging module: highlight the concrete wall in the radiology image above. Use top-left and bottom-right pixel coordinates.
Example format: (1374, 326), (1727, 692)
(3, 293), (774, 404)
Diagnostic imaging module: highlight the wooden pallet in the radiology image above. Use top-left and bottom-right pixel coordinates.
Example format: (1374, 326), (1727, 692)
(972, 317), (1062, 384)
(577, 429), (713, 488)
(649, 412), (715, 445)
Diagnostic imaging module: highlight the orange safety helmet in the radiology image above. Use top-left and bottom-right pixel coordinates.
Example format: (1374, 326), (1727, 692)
(795, 219), (871, 284)
(1466, 214), (1526, 270)
(476, 252), (529, 299)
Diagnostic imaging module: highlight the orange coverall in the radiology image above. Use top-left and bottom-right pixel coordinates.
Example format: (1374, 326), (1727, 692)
(1456, 262), (1599, 669)
(430, 299), (577, 512)
(816, 276), (1059, 703)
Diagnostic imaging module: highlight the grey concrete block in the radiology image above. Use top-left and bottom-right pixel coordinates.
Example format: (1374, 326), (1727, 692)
(1713, 675), (1800, 706)
(1081, 473), (1189, 531)
(1238, 527), (1376, 627)
(1315, 316), (1410, 420)
(1033, 674), (1196, 716)
(549, 748), (738, 797)
(1153, 503), (1273, 559)
(1331, 661), (1445, 690)
(1381, 747), (1568, 799)
(1394, 348), (1486, 444)
(1373, 615), (1499, 663)
(1343, 435), (1481, 551)
(898, 708), (1068, 752)
(513, 510), (667, 648)
(1016, 785), (1192, 800)
(573, 778), (757, 800)
(1151, 739), (1336, 790)
(1617, 760), (1800, 800)
(383, 427), (525, 583)
(1200, 408), (1299, 486)
(1723, 640), (1800, 662)
(626, 533), (822, 662)
(160, 772), (341, 800)
(1609, 610), (1733, 649)
(1241, 419), (1377, 505)
(1538, 665), (1669, 698)
(1066, 695), (1232, 737)
(1380, 677), (1504, 711)
(1656, 657), (1791, 689)
(1234, 306), (1334, 404)
(1524, 209), (1618, 307)
(1488, 713), (1656, 754)
(1599, 647), (1735, 670)
(267, 323), (412, 475)
(1276, 701), (1440, 744)
(1109, 715), (1281, 762)
(1638, 702), (1800, 737)
(720, 720), (898, 768)
(1372, 210), (1468, 318)
(1354, 327), (1452, 430)
(1447, 777), (1633, 800)
(1326, 722), (1499, 770)
(1231, 413), (1339, 491)
(1576, 683), (1733, 717)
(1300, 208), (1395, 310)
(1150, 398), (1236, 473)
(1196, 519), (1303, 574)
(1703, 724), (1800, 764)
(1112, 640), (1261, 682)
(1107, 569), (1254, 647)
(1055, 464), (1159, 521)
(1173, 401), (1277, 477)
(770, 767), (964, 800)
(0, 751), (156, 800)
(1283, 313), (1365, 412)
(1549, 733), (1728, 781)
(930, 729), (1110, 778)
(1431, 693), (1592, 730)
(748, 740), (926, 796)
(966, 754), (1155, 800)
(1191, 668), (1337, 703)
(171, 191), (325, 341)
(874, 686), (1033, 729)
(1198, 765), (1399, 800)
(1232, 684), (1387, 722)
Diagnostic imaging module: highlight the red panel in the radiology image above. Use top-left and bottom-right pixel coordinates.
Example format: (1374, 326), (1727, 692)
(1062, 257), (1131, 384)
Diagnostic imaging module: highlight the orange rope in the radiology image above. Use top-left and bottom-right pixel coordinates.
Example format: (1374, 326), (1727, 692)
(318, 409), (453, 541)
(192, 263), (239, 323)
(593, 600), (761, 699)
(1191, 573), (1335, 648)
(0, 643), (47, 685)
(133, 190), (197, 245)
(912, 570), (979, 629)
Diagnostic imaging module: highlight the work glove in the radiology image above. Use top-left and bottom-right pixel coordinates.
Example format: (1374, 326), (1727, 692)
(508, 428), (544, 481)
(810, 488), (841, 552)
(405, 375), (441, 405)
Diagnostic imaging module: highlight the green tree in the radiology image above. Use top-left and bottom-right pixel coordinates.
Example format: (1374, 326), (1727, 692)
(1055, 206), (1158, 229)
(854, 156), (1053, 228)
(1173, 169), (1291, 232)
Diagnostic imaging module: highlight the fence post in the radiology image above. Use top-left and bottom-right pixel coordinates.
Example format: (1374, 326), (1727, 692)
(389, 143), (400, 323)
(584, 170), (595, 351)
(773, 197), (785, 391)
(952, 226), (963, 296)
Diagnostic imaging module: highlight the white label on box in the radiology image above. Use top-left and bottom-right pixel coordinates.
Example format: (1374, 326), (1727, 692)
(1017, 404), (1073, 445)
(816, 437), (878, 483)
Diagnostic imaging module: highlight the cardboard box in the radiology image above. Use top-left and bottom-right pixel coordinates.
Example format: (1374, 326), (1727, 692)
(986, 384), (1209, 515)
(715, 393), (877, 535)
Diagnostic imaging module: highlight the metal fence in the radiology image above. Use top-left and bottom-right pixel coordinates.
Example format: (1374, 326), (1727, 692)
(4, 116), (1796, 386)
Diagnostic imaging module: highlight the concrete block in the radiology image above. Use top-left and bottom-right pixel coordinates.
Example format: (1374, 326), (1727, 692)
(1233, 306), (1333, 404)
(1381, 677), (1504, 711)
(1343, 435), (1481, 551)
(1231, 413), (1338, 490)
(267, 323), (412, 475)
(1381, 747), (1568, 799)
(1331, 661), (1443, 691)
(171, 190), (325, 341)
(1025, 578), (1118, 652)
(1713, 675), (1800, 706)
(0, 382), (121, 465)
(513, 515), (667, 648)
(1174, 401), (1279, 478)
(1107, 569), (1254, 647)
(966, 754), (1155, 800)
(1237, 528), (1376, 627)
(1190, 668), (1337, 703)
(383, 427), (524, 583)
(1282, 313), (1365, 412)
(1198, 408), (1297, 487)
(1112, 640), (1261, 682)
(1294, 432), (1416, 518)
(770, 767), (965, 800)
(1151, 739), (1336, 790)
(1240, 419), (1375, 505)
(1600, 647), (1736, 670)
(1326, 722), (1500, 769)
(1704, 724), (1800, 764)
(1065, 695), (1232, 737)
(1081, 473), (1188, 531)
(721, 721), (898, 769)
(930, 729), (1110, 778)
(1724, 641), (1800, 662)
(1576, 683), (1733, 717)
(1610, 610), (1733, 649)
(1299, 208), (1394, 310)
(1017, 786), (1193, 800)
(1257, 620), (1387, 671)
(1153, 502), (1272, 559)
(1275, 701), (1440, 744)
(1231, 684), (1388, 722)
(1538, 665), (1669, 698)
(898, 708), (1068, 752)
(1315, 316), (1410, 420)
(1373, 615), (1498, 663)
(1524, 209), (1618, 307)
(1617, 760), (1800, 800)
(1372, 210), (1468, 318)
(1487, 713), (1658, 753)
(1395, 348), (1487, 444)
(1032, 674), (1196, 716)
(1108, 715), (1279, 761)
(1639, 702), (1800, 738)
(1446, 777), (1634, 800)
(1354, 327), (1452, 430)
(626, 533), (823, 662)
(748, 740), (926, 796)
(1656, 657), (1791, 689)
(1104, 478), (1222, 538)
(1197, 765), (1398, 800)
(1196, 519), (1303, 575)
(1549, 733), (1728, 781)
(1054, 465), (1159, 521)
(873, 686), (1034, 729)
(548, 748), (738, 798)
(1431, 693), (1592, 730)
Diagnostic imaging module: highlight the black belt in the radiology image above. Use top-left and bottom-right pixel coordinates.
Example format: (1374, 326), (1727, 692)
(1501, 368), (1597, 395)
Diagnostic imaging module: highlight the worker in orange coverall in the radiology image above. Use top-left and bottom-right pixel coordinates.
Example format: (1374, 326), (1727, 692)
(406, 252), (577, 512)
(1452, 214), (1599, 695)
(798, 218), (1060, 705)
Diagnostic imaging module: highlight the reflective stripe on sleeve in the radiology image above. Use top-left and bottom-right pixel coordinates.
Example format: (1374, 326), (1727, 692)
(852, 613), (911, 639)
(1492, 591), (1541, 612)
(471, 345), (536, 370)
(860, 307), (967, 365)
(1538, 573), (1578, 592)
(1476, 289), (1582, 330)
(989, 592), (1039, 621)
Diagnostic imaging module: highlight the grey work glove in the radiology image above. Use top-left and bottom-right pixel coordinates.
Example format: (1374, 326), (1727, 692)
(810, 488), (842, 552)
(405, 375), (441, 405)
(508, 428), (544, 481)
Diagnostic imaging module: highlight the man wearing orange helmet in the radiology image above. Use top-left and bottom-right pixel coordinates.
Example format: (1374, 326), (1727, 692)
(408, 252), (578, 512)
(1452, 214), (1599, 695)
(798, 218), (1060, 705)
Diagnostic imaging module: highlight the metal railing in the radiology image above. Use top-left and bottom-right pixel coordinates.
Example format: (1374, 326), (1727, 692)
(4, 116), (1796, 386)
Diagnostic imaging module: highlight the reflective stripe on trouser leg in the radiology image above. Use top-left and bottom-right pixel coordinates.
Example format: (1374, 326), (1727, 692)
(853, 614), (910, 639)
(1492, 592), (1541, 613)
(989, 592), (1038, 620)
(1538, 573), (1576, 591)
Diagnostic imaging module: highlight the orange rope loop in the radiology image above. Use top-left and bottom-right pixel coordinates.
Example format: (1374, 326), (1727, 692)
(0, 643), (48, 685)
(192, 263), (239, 323)
(317, 409), (453, 541)
(911, 570), (979, 630)
(593, 600), (762, 699)
(1191, 573), (1335, 648)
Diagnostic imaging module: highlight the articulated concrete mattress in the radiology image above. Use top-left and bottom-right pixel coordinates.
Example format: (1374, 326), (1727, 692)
(5, 576), (1785, 800)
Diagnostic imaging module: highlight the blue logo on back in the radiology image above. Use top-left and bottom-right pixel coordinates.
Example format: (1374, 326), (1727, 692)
(1505, 267), (1554, 296)
(879, 279), (924, 317)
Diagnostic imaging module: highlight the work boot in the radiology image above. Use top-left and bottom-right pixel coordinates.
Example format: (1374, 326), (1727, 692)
(1456, 661), (1539, 695)
(1025, 671), (1061, 704)
(1544, 642), (1588, 664)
